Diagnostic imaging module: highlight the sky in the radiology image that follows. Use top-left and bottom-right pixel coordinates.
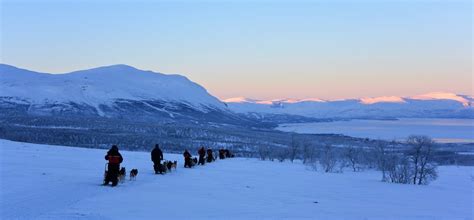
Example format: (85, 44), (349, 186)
(1, 0), (472, 100)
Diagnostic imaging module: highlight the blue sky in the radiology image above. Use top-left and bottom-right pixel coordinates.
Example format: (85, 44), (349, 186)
(1, 0), (472, 100)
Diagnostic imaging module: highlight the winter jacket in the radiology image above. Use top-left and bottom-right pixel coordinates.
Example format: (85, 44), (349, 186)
(105, 149), (123, 165)
(198, 147), (206, 157)
(183, 151), (192, 159)
(151, 147), (163, 162)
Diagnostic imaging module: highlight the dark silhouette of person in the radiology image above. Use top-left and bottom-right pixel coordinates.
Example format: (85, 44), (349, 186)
(225, 149), (232, 158)
(104, 145), (123, 186)
(206, 149), (215, 163)
(183, 150), (192, 168)
(219, 149), (225, 159)
(198, 147), (206, 165)
(151, 144), (164, 174)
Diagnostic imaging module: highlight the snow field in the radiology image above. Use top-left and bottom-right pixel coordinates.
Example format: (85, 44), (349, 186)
(0, 139), (472, 220)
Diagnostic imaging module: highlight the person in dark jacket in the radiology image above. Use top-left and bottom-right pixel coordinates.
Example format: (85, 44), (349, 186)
(225, 149), (232, 158)
(183, 150), (192, 168)
(219, 149), (226, 159)
(104, 145), (123, 186)
(206, 149), (215, 163)
(151, 144), (164, 174)
(198, 147), (206, 165)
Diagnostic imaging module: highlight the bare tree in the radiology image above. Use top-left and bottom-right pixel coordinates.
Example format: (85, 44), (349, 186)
(320, 144), (337, 173)
(302, 140), (319, 165)
(288, 134), (299, 163)
(303, 143), (321, 171)
(374, 142), (391, 182)
(275, 148), (288, 162)
(388, 156), (412, 184)
(407, 135), (438, 185)
(345, 146), (363, 172)
(258, 145), (270, 161)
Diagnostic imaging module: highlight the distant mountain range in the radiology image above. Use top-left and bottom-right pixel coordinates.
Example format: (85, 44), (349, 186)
(223, 93), (474, 119)
(1, 64), (472, 126)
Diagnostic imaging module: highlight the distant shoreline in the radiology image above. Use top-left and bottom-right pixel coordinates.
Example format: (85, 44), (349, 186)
(277, 118), (474, 144)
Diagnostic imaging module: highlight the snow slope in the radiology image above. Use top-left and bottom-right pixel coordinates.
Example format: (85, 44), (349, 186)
(1, 139), (472, 220)
(0, 64), (225, 112)
(224, 93), (474, 119)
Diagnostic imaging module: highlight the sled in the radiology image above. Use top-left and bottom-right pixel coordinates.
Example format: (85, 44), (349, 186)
(103, 163), (109, 185)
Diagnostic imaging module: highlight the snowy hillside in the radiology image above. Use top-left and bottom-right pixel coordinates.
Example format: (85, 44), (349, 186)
(1, 139), (472, 220)
(224, 93), (474, 119)
(0, 64), (242, 124)
(0, 64), (224, 110)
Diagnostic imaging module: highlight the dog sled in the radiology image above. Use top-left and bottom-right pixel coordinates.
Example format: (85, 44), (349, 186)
(103, 163), (126, 185)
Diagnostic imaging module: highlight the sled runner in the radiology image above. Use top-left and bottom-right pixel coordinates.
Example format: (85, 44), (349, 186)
(103, 163), (109, 185)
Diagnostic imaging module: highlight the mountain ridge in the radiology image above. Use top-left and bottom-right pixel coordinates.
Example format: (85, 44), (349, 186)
(223, 92), (473, 107)
(1, 63), (472, 122)
(0, 63), (225, 110)
(0, 64), (259, 126)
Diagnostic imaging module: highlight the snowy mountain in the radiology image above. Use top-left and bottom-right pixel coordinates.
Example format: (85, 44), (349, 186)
(2, 63), (472, 124)
(0, 64), (249, 125)
(224, 93), (474, 119)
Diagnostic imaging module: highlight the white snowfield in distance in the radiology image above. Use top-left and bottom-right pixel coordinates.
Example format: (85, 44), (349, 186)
(223, 92), (474, 119)
(0, 139), (472, 220)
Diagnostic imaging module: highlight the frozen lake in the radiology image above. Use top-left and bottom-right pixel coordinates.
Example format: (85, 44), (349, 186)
(278, 118), (474, 143)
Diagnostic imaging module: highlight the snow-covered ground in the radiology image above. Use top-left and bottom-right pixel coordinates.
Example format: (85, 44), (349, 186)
(0, 139), (472, 220)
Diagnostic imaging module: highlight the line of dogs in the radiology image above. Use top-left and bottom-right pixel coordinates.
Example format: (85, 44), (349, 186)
(155, 160), (178, 174)
(117, 167), (139, 182)
(110, 151), (231, 184)
(188, 157), (198, 168)
(116, 160), (178, 183)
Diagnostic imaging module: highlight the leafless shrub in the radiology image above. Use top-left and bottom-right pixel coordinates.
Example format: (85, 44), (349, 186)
(275, 148), (288, 162)
(258, 145), (271, 161)
(320, 144), (337, 173)
(288, 134), (299, 163)
(344, 146), (364, 172)
(407, 135), (438, 185)
(388, 156), (412, 184)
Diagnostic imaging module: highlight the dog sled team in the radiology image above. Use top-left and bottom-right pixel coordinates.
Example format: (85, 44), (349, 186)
(102, 144), (234, 187)
(151, 144), (177, 174)
(183, 147), (233, 168)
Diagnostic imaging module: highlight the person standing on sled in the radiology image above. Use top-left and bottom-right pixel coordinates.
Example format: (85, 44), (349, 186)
(104, 145), (123, 186)
(219, 149), (226, 159)
(198, 147), (206, 165)
(183, 150), (192, 168)
(151, 144), (164, 174)
(206, 149), (215, 163)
